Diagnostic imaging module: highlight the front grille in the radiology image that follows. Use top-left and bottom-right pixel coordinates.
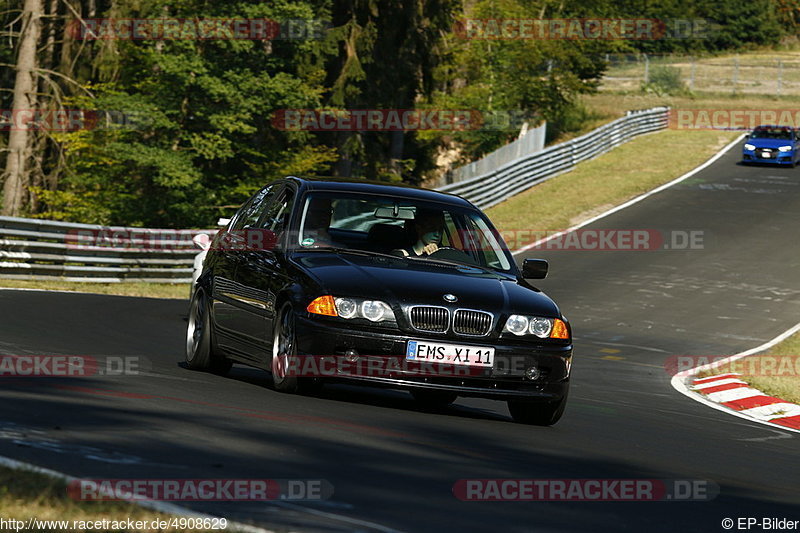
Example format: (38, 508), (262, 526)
(410, 306), (449, 332)
(453, 309), (493, 336)
(756, 148), (775, 159)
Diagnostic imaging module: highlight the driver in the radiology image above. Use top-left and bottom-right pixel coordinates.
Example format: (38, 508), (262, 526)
(394, 208), (445, 257)
(301, 198), (335, 247)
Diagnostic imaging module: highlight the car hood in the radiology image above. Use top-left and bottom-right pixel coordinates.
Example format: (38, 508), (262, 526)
(291, 250), (560, 317)
(747, 138), (794, 149)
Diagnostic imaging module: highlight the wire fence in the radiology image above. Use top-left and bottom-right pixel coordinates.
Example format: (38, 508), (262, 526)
(601, 53), (800, 96)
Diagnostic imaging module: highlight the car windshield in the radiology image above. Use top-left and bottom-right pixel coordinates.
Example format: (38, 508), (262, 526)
(294, 191), (513, 272)
(750, 128), (794, 140)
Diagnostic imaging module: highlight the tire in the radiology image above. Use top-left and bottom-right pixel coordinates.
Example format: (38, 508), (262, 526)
(507, 390), (568, 426)
(270, 302), (324, 394)
(185, 289), (232, 374)
(411, 389), (458, 407)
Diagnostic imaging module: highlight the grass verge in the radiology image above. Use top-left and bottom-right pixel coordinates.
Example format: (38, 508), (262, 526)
(0, 279), (188, 300)
(698, 332), (800, 405)
(0, 466), (228, 532)
(486, 128), (740, 236)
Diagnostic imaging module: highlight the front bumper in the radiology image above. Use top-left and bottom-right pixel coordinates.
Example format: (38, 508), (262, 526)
(293, 314), (571, 401)
(742, 149), (795, 165)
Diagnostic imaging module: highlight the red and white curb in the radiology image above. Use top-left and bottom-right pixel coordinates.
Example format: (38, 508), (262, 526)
(689, 373), (800, 430)
(671, 321), (800, 434)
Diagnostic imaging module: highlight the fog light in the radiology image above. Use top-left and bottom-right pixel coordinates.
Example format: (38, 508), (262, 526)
(524, 366), (541, 381)
(344, 349), (359, 362)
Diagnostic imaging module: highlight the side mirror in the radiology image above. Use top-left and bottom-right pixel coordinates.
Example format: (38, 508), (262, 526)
(522, 258), (548, 279)
(192, 233), (211, 251)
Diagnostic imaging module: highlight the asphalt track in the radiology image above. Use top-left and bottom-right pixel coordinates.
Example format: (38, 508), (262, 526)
(1, 143), (799, 532)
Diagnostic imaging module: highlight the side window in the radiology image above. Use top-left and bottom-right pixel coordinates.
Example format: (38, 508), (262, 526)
(257, 187), (295, 233)
(229, 186), (276, 232)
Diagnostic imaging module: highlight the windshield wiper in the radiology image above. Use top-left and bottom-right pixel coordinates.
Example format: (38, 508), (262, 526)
(298, 246), (403, 261)
(404, 255), (502, 274)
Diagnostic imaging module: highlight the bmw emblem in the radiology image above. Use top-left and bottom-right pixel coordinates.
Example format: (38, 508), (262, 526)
(443, 293), (458, 303)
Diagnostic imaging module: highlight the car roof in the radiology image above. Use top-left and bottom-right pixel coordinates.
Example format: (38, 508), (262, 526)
(282, 176), (476, 208)
(753, 125), (795, 131)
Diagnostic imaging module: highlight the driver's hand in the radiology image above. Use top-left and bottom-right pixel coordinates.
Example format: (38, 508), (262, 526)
(422, 243), (439, 255)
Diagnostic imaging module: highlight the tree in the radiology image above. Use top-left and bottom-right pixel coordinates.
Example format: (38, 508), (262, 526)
(33, 0), (338, 227)
(321, 0), (459, 183)
(2, 0), (43, 216)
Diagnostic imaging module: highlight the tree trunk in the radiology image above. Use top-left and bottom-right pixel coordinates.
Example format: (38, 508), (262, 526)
(29, 0), (59, 213)
(2, 0), (43, 216)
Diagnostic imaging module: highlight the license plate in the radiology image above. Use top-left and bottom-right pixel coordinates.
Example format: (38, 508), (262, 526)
(406, 340), (495, 367)
(761, 152), (772, 158)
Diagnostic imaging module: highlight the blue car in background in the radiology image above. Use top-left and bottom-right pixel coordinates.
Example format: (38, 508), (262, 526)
(742, 125), (799, 166)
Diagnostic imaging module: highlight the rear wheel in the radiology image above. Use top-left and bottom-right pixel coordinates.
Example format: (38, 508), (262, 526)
(507, 390), (568, 426)
(185, 289), (232, 374)
(411, 390), (458, 407)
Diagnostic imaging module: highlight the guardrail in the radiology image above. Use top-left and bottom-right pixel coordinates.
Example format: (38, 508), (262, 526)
(0, 216), (214, 283)
(436, 106), (670, 209)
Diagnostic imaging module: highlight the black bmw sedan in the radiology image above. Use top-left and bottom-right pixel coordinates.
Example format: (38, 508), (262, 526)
(186, 177), (573, 425)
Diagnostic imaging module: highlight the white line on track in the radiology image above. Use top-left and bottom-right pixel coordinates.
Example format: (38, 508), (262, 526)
(512, 133), (747, 255)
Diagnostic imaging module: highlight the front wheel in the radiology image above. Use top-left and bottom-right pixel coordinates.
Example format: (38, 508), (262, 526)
(507, 389), (568, 426)
(270, 302), (323, 394)
(185, 289), (232, 374)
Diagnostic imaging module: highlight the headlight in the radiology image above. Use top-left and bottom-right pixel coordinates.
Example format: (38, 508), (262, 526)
(308, 295), (395, 323)
(504, 315), (529, 336)
(778, 145), (793, 152)
(744, 143), (756, 151)
(334, 297), (357, 318)
(361, 300), (392, 322)
(504, 315), (570, 339)
(529, 317), (553, 338)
